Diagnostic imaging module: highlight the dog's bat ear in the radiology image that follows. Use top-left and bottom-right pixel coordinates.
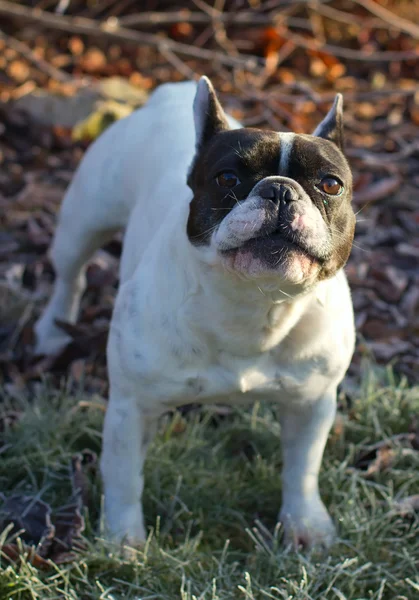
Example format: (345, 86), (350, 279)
(193, 76), (230, 149)
(312, 94), (344, 149)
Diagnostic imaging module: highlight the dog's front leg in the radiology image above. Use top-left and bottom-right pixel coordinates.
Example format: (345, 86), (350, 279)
(100, 388), (158, 545)
(278, 390), (337, 549)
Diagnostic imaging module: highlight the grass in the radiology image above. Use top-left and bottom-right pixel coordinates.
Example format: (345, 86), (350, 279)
(0, 367), (418, 599)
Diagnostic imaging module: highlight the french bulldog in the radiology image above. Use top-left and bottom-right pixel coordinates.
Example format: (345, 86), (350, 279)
(35, 76), (355, 549)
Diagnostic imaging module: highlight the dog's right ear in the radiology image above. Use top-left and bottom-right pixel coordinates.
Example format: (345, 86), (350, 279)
(193, 76), (230, 150)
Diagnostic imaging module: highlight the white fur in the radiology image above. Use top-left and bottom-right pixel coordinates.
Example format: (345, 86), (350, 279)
(278, 132), (295, 173)
(35, 80), (355, 549)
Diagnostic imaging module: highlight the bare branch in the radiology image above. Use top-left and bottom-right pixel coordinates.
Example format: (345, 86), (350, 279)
(280, 29), (419, 62)
(119, 9), (310, 30)
(0, 0), (262, 72)
(351, 0), (419, 40)
(0, 28), (75, 83)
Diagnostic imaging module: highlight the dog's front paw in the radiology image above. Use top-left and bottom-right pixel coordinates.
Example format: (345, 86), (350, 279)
(280, 499), (336, 550)
(103, 504), (147, 549)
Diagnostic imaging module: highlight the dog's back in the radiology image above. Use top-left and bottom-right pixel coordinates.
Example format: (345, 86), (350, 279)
(60, 81), (197, 240)
(35, 82), (197, 353)
(35, 80), (241, 353)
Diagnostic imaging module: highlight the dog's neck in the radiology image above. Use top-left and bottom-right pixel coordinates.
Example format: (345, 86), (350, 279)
(146, 201), (323, 358)
(161, 213), (315, 356)
(196, 257), (316, 354)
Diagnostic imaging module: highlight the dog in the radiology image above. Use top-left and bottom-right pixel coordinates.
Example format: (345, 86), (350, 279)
(35, 77), (355, 549)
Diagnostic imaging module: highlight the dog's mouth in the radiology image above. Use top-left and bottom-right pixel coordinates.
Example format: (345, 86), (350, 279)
(221, 231), (323, 264)
(218, 230), (325, 283)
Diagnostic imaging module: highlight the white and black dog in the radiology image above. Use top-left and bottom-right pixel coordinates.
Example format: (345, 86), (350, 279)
(35, 77), (355, 549)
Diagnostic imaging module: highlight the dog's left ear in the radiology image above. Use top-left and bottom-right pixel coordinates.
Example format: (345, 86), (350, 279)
(193, 76), (230, 150)
(312, 94), (343, 149)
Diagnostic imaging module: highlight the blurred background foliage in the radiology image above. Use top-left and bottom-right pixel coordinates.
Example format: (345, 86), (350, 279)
(0, 0), (418, 394)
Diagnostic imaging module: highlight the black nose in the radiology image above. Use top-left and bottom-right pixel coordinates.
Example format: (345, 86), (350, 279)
(260, 183), (294, 205)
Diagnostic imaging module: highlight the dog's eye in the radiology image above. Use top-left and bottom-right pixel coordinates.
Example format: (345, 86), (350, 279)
(318, 177), (343, 196)
(216, 172), (240, 188)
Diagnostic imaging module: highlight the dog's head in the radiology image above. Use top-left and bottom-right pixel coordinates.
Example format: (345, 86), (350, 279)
(187, 77), (355, 294)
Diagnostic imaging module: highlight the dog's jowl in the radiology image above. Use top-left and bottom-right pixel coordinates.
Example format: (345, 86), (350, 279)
(35, 77), (356, 549)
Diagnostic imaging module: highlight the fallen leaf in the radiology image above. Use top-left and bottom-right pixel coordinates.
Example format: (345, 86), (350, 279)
(353, 433), (416, 477)
(71, 450), (97, 508)
(330, 412), (345, 441)
(0, 495), (54, 549)
(48, 502), (85, 564)
(355, 446), (395, 477)
(1, 543), (50, 569)
(368, 339), (412, 362)
(169, 22), (194, 40)
(391, 495), (419, 516)
(79, 48), (106, 74)
(0, 490), (85, 566)
(72, 100), (133, 142)
(7, 60), (30, 83)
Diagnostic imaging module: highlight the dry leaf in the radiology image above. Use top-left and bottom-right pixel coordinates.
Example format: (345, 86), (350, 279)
(1, 543), (50, 569)
(0, 495), (54, 547)
(391, 495), (419, 516)
(358, 446), (395, 477)
(71, 450), (97, 508)
(48, 503), (85, 564)
(353, 433), (417, 477)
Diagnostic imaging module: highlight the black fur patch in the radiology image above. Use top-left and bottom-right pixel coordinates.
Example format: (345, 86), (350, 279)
(187, 128), (280, 243)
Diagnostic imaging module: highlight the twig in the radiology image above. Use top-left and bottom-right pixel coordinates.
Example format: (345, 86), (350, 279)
(192, 0), (240, 57)
(259, 0), (311, 9)
(119, 9), (310, 29)
(315, 86), (419, 103)
(192, 24), (214, 49)
(351, 0), (419, 40)
(312, 3), (384, 29)
(234, 82), (294, 124)
(158, 46), (198, 80)
(8, 301), (34, 351)
(0, 0), (262, 72)
(358, 433), (416, 452)
(279, 29), (419, 62)
(347, 139), (419, 164)
(275, 39), (297, 66)
(79, 0), (115, 18)
(308, 1), (326, 44)
(105, 0), (139, 20)
(352, 176), (401, 205)
(233, 84), (419, 108)
(0, 28), (74, 82)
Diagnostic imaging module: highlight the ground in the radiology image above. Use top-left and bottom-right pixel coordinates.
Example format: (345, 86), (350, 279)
(0, 367), (418, 599)
(1, 1), (419, 598)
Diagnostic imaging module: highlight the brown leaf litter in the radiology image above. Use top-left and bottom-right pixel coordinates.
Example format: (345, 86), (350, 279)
(0, 450), (95, 567)
(0, 1), (419, 397)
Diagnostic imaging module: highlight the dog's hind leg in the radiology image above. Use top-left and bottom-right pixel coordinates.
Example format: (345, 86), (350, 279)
(35, 179), (122, 355)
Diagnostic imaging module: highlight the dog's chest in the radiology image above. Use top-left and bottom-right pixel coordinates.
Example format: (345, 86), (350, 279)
(114, 271), (338, 411)
(156, 348), (325, 410)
